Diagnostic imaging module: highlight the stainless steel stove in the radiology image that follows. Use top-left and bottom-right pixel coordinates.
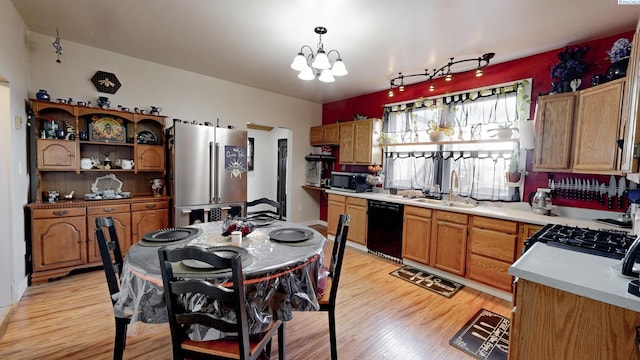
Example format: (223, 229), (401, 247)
(525, 223), (637, 260)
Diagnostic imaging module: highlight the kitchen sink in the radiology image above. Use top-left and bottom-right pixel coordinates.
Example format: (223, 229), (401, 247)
(412, 198), (479, 208)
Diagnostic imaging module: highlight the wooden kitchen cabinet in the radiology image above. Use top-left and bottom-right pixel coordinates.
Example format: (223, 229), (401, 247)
(345, 197), (367, 245)
(28, 197), (169, 284)
(533, 93), (577, 171)
(36, 139), (78, 170)
(402, 206), (432, 264)
(533, 78), (626, 173)
(327, 194), (346, 236)
(338, 122), (354, 163)
(131, 201), (169, 242)
(310, 123), (340, 145)
(430, 210), (468, 275)
(467, 216), (518, 292)
(86, 204), (131, 263)
(572, 78), (625, 173)
(509, 279), (640, 360)
(136, 144), (165, 171)
(516, 223), (543, 260)
(339, 119), (382, 165)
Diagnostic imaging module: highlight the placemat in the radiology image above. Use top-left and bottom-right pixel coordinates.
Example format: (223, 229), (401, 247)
(449, 308), (510, 360)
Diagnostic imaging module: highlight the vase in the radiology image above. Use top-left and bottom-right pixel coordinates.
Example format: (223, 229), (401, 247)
(561, 80), (572, 93)
(605, 57), (629, 81)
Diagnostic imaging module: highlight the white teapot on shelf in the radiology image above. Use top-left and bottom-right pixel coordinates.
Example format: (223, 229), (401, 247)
(120, 159), (135, 170)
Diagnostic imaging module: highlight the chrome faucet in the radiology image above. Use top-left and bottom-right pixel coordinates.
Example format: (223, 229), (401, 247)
(449, 170), (459, 203)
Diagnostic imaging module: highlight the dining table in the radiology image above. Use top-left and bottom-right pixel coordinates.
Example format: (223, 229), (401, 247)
(112, 219), (326, 340)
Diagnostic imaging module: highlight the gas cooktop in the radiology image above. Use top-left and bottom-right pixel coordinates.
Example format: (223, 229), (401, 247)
(525, 224), (637, 260)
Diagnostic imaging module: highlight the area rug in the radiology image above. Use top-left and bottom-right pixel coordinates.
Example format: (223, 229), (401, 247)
(389, 265), (463, 298)
(449, 308), (510, 360)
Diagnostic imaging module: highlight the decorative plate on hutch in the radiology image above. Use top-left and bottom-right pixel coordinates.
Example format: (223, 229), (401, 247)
(89, 116), (126, 143)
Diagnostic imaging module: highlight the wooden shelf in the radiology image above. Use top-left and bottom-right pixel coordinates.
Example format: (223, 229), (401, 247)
(302, 185), (328, 191)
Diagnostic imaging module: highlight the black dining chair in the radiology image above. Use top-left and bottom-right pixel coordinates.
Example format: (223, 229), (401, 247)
(95, 217), (129, 360)
(158, 246), (286, 360)
(245, 197), (283, 220)
(318, 214), (350, 360)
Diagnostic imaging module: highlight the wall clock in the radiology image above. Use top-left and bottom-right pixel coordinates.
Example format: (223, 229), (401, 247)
(91, 71), (122, 94)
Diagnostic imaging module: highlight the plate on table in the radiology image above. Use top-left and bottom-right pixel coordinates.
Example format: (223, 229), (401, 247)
(143, 227), (201, 242)
(181, 246), (249, 269)
(269, 228), (314, 243)
(249, 216), (277, 227)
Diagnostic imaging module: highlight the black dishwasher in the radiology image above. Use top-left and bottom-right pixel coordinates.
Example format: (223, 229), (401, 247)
(367, 200), (404, 262)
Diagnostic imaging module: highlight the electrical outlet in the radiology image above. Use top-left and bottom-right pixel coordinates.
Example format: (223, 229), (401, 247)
(15, 116), (22, 129)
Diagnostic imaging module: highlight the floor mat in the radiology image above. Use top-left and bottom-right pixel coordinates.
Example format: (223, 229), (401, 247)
(449, 308), (510, 360)
(389, 265), (463, 298)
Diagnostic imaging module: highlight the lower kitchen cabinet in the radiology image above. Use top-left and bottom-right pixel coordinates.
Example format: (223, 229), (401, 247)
(345, 197), (367, 245)
(509, 278), (640, 360)
(402, 206), (432, 264)
(517, 223), (543, 260)
(131, 201), (169, 243)
(28, 197), (169, 284)
(430, 210), (468, 275)
(467, 216), (518, 292)
(327, 194), (346, 236)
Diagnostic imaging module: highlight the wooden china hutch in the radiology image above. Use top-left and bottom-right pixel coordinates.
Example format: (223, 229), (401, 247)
(26, 100), (169, 284)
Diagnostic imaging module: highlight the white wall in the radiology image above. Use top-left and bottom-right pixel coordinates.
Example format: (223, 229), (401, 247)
(0, 0), (31, 306)
(1, 0), (322, 306)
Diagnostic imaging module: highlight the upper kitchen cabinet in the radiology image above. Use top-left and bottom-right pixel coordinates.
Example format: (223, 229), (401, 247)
(339, 118), (383, 165)
(310, 123), (340, 146)
(533, 78), (625, 174)
(572, 78), (625, 173)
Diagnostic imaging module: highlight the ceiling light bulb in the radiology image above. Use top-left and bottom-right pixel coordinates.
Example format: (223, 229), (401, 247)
(298, 65), (315, 81)
(399, 85), (405, 92)
(388, 89), (394, 97)
(312, 49), (331, 70)
(429, 83), (435, 91)
(331, 59), (348, 76)
(475, 68), (483, 77)
(318, 69), (335, 82)
(445, 72), (452, 81)
(290, 52), (307, 71)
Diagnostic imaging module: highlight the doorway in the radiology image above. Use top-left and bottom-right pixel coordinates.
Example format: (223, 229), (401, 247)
(277, 138), (287, 218)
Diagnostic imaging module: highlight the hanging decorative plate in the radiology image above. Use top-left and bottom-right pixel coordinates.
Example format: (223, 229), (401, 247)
(90, 116), (126, 143)
(137, 130), (158, 144)
(91, 70), (122, 94)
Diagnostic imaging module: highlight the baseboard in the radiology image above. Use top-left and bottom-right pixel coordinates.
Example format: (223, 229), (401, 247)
(298, 220), (327, 227)
(0, 303), (17, 340)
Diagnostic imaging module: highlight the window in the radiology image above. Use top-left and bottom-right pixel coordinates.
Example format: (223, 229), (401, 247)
(382, 80), (531, 201)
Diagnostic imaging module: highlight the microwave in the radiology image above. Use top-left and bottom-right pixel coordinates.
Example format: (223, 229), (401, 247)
(330, 172), (372, 193)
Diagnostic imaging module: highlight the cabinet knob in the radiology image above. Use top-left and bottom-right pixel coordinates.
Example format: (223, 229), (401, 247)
(103, 207), (115, 212)
(52, 210), (68, 216)
(146, 204), (156, 209)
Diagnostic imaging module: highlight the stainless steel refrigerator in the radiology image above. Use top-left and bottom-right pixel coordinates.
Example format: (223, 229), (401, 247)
(167, 120), (248, 226)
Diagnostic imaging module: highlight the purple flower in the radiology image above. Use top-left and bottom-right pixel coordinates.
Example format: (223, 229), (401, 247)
(550, 46), (589, 80)
(607, 38), (632, 63)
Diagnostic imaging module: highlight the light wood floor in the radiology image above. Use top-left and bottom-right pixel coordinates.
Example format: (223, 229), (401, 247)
(0, 240), (510, 359)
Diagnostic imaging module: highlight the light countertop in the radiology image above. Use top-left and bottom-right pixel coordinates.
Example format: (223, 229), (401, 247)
(509, 242), (640, 312)
(325, 189), (626, 230)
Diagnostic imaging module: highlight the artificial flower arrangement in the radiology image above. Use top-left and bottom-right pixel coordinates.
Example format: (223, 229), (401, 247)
(427, 120), (454, 136)
(607, 38), (632, 63)
(550, 45), (589, 81)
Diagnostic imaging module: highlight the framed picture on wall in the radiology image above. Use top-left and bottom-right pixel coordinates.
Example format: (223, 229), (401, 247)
(248, 137), (254, 171)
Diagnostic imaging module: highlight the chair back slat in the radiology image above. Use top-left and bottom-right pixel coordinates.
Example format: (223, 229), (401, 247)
(245, 197), (284, 220)
(158, 246), (252, 359)
(95, 217), (125, 304)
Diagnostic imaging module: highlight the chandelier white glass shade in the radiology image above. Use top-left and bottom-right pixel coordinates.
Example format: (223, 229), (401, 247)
(291, 26), (348, 82)
(387, 52), (495, 96)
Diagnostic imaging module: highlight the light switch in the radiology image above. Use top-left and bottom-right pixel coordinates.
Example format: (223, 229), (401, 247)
(15, 116), (22, 129)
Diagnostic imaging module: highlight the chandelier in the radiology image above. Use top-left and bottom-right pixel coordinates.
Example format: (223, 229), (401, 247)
(290, 26), (348, 83)
(387, 52), (495, 97)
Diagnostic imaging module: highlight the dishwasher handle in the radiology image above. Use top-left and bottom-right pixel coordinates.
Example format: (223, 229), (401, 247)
(369, 201), (402, 212)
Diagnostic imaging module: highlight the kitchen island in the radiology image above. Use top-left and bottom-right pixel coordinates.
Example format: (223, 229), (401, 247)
(508, 242), (640, 359)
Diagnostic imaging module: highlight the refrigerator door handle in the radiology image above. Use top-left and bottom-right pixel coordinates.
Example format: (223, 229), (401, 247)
(180, 209), (192, 214)
(210, 141), (220, 203)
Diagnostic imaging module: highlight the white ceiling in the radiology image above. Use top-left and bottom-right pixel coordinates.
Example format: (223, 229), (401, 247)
(11, 0), (640, 104)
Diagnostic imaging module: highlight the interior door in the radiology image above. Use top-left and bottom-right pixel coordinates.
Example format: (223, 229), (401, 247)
(277, 138), (287, 218)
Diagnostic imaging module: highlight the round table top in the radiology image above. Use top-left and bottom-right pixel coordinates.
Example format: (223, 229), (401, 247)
(125, 220), (325, 280)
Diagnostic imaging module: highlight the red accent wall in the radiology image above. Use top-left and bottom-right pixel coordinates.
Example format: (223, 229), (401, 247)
(319, 30), (635, 220)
